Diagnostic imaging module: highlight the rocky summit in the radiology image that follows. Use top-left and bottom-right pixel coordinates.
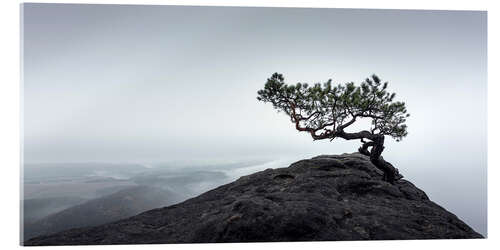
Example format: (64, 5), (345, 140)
(24, 153), (483, 245)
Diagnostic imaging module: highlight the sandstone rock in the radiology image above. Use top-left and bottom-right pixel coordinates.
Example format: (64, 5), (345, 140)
(25, 153), (483, 245)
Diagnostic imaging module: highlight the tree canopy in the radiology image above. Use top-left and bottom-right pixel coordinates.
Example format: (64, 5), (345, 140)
(257, 73), (409, 183)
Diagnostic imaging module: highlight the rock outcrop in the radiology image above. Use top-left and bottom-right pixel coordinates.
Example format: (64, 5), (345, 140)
(25, 153), (483, 245)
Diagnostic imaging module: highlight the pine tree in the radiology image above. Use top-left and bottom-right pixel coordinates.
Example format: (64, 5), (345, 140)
(257, 73), (409, 183)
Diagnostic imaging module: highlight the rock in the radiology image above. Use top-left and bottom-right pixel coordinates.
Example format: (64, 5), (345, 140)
(24, 153), (483, 245)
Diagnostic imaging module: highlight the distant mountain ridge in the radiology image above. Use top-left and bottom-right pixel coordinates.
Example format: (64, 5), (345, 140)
(25, 153), (482, 245)
(23, 196), (87, 225)
(24, 185), (182, 241)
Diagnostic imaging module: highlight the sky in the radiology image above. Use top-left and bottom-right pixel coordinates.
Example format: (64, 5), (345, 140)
(21, 4), (487, 235)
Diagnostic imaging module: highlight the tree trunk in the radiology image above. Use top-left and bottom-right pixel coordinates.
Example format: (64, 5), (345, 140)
(337, 131), (402, 184)
(362, 136), (402, 184)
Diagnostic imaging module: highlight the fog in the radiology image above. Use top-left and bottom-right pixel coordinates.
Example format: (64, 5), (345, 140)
(22, 4), (487, 236)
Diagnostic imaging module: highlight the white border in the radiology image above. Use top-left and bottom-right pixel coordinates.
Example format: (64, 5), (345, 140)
(5, 0), (492, 10)
(1, 0), (497, 249)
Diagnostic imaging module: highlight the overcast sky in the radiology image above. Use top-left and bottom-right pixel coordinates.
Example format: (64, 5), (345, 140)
(22, 4), (486, 235)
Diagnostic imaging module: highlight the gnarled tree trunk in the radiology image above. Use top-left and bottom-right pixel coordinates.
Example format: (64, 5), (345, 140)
(337, 131), (402, 184)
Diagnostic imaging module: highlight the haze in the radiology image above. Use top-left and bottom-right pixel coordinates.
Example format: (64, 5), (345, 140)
(21, 4), (487, 236)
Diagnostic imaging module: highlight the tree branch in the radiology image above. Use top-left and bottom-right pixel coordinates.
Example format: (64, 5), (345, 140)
(336, 116), (357, 132)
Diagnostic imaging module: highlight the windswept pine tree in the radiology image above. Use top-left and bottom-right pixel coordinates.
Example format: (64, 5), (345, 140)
(257, 73), (410, 183)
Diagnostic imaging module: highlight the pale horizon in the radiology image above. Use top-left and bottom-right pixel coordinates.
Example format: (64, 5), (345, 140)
(21, 4), (487, 236)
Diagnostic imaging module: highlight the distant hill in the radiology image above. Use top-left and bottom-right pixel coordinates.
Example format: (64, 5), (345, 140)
(24, 185), (182, 241)
(25, 153), (482, 245)
(23, 196), (87, 224)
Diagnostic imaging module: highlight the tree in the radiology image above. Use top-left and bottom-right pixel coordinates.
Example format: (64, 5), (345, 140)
(257, 73), (409, 184)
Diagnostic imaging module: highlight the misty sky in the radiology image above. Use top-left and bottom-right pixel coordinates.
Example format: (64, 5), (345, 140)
(21, 4), (487, 235)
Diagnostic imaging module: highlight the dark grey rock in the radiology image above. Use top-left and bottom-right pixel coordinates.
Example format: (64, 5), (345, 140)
(24, 153), (483, 246)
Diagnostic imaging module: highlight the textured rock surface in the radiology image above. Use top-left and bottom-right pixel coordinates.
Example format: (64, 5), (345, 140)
(25, 153), (483, 245)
